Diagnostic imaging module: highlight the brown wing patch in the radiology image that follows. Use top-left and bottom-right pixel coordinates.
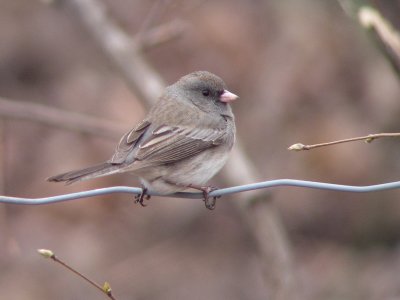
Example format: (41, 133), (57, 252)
(126, 120), (151, 144)
(109, 120), (151, 164)
(134, 125), (225, 166)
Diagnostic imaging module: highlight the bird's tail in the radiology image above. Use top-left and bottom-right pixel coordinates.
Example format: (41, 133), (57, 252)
(47, 162), (122, 184)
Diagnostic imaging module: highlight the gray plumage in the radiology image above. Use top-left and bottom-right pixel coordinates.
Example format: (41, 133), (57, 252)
(47, 71), (237, 195)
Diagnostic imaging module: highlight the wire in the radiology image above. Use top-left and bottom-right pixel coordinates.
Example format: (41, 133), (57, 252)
(1, 179), (400, 205)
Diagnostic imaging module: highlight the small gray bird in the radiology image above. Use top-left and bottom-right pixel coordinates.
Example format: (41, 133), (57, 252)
(47, 71), (238, 209)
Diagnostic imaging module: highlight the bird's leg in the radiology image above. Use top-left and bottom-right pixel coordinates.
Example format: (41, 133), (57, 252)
(134, 185), (151, 207)
(163, 180), (220, 210)
(187, 184), (219, 210)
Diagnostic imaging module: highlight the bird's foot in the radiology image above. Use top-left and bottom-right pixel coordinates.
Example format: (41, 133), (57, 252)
(188, 184), (220, 210)
(134, 186), (151, 207)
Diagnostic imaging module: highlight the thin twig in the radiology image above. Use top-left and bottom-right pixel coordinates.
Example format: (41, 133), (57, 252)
(136, 20), (185, 51)
(288, 132), (400, 151)
(135, 0), (172, 42)
(37, 249), (117, 300)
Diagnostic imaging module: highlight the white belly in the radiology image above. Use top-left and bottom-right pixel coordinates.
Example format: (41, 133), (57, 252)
(139, 147), (230, 194)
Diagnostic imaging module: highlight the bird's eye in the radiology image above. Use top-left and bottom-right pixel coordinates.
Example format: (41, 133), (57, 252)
(202, 89), (210, 96)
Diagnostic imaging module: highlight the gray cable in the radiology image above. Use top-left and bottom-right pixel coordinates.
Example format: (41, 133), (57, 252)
(1, 179), (400, 205)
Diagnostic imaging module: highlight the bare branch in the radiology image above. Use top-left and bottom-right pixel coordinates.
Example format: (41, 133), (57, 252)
(288, 132), (400, 151)
(55, 0), (166, 108)
(135, 0), (173, 41)
(38, 249), (118, 300)
(0, 97), (124, 139)
(358, 7), (400, 53)
(136, 20), (185, 51)
(338, 1), (400, 77)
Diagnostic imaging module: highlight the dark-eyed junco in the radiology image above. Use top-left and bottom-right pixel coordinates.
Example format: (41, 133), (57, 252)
(47, 71), (238, 209)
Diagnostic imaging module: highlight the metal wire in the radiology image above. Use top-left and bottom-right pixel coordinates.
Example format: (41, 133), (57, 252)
(1, 179), (400, 205)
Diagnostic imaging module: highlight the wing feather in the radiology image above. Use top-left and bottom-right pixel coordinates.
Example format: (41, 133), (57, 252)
(109, 121), (229, 167)
(135, 125), (226, 165)
(109, 120), (151, 164)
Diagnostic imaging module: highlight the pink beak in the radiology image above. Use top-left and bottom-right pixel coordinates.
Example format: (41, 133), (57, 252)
(220, 90), (239, 103)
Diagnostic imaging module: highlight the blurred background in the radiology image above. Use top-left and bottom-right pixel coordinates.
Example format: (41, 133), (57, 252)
(1, 0), (400, 299)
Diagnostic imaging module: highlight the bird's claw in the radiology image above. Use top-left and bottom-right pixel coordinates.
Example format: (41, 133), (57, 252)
(204, 196), (218, 210)
(200, 186), (219, 210)
(134, 187), (151, 207)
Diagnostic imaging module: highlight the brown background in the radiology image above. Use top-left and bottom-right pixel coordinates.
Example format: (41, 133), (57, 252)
(1, 0), (400, 299)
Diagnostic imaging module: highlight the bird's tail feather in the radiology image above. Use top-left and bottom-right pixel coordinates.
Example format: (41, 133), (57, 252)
(47, 162), (122, 184)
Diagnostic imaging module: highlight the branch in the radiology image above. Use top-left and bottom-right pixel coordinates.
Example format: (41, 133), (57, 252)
(135, 20), (185, 51)
(55, 0), (166, 108)
(338, 1), (400, 77)
(38, 249), (118, 300)
(288, 132), (400, 151)
(0, 97), (124, 139)
(134, 0), (183, 50)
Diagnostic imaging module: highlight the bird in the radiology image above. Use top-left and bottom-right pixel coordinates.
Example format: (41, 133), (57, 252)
(47, 71), (238, 209)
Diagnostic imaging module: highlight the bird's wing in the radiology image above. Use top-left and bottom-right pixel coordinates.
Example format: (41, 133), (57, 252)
(109, 121), (228, 167)
(109, 119), (151, 164)
(136, 124), (227, 164)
